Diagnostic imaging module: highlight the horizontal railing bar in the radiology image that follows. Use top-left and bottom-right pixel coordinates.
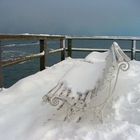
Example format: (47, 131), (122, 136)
(2, 51), (44, 67)
(66, 36), (140, 41)
(136, 49), (140, 53)
(1, 34), (140, 41)
(49, 48), (64, 54)
(2, 47), (140, 68)
(0, 34), (65, 41)
(71, 48), (108, 52)
(70, 48), (135, 53)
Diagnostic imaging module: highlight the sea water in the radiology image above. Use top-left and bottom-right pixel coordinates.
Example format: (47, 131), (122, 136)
(1, 40), (140, 88)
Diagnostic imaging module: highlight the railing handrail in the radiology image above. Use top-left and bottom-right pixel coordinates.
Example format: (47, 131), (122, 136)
(1, 34), (140, 40)
(2, 52), (45, 67)
(66, 36), (140, 40)
(1, 34), (140, 67)
(0, 34), (65, 41)
(1, 34), (140, 88)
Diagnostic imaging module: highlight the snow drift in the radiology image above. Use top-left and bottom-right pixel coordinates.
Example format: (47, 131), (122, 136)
(0, 43), (140, 140)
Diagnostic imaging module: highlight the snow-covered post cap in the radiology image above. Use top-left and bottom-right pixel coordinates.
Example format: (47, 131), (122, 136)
(112, 42), (119, 47)
(111, 42), (130, 62)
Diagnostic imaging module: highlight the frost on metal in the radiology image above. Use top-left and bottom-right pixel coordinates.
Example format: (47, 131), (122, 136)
(42, 42), (130, 123)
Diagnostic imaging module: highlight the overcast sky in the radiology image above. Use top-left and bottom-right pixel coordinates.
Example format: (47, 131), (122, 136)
(0, 0), (140, 36)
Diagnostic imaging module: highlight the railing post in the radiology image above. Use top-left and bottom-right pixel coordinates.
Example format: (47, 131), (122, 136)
(67, 39), (72, 57)
(131, 40), (136, 60)
(0, 41), (3, 89)
(60, 38), (66, 61)
(40, 39), (47, 71)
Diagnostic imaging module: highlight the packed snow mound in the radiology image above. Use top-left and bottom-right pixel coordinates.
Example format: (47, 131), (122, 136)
(62, 61), (105, 94)
(0, 47), (140, 139)
(113, 60), (140, 125)
(85, 51), (109, 62)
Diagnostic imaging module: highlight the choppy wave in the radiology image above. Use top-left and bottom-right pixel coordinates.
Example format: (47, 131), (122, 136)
(3, 42), (39, 48)
(2, 50), (26, 59)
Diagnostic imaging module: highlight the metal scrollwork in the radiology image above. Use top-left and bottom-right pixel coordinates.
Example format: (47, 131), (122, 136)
(50, 97), (60, 106)
(118, 61), (130, 71)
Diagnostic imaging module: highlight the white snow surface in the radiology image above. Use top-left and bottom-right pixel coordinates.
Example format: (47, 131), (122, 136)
(0, 51), (140, 140)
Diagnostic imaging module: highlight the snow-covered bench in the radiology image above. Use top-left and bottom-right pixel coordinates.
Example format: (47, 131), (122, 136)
(42, 42), (130, 122)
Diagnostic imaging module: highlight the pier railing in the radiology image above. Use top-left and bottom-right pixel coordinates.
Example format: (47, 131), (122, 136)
(0, 34), (140, 88)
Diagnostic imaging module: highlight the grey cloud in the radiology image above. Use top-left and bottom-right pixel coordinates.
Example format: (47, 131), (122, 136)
(0, 0), (140, 35)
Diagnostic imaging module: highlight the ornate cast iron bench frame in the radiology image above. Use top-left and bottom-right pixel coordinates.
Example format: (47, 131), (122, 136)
(43, 42), (130, 122)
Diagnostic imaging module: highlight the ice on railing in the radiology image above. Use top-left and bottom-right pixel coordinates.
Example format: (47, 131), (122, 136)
(42, 42), (130, 123)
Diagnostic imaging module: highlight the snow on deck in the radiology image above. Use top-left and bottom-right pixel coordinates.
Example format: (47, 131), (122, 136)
(0, 51), (140, 140)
